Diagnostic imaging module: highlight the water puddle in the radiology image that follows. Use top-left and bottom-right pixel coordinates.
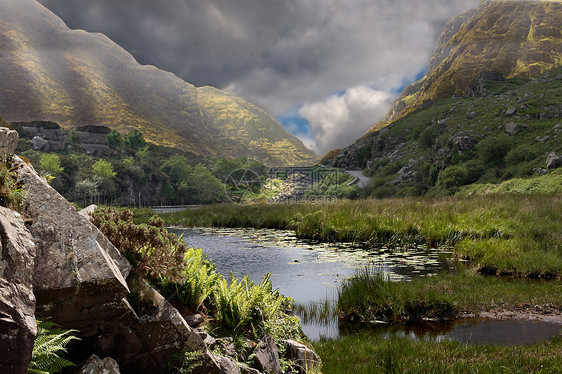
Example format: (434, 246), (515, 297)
(343, 318), (562, 346)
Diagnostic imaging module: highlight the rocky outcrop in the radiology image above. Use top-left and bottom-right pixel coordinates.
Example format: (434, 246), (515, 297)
(467, 71), (504, 98)
(75, 126), (113, 157)
(268, 173), (312, 203)
(0, 127), (19, 156)
(11, 121), (67, 152)
(0, 207), (37, 374)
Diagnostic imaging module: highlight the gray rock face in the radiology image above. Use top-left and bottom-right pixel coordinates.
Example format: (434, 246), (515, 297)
(467, 71), (504, 97)
(0, 206), (37, 374)
(79, 354), (120, 374)
(217, 355), (241, 374)
(546, 153), (560, 169)
(253, 335), (281, 374)
(284, 340), (322, 374)
(392, 163), (416, 185)
(0, 127), (19, 155)
(75, 126), (113, 157)
(11, 121), (67, 152)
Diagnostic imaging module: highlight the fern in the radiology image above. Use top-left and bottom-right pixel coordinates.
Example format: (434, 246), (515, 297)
(28, 320), (79, 374)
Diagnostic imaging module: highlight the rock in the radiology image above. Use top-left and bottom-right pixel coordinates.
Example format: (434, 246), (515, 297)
(546, 153), (561, 169)
(284, 340), (322, 374)
(253, 335), (281, 374)
(78, 204), (98, 221)
(539, 112), (553, 120)
(30, 136), (49, 151)
(437, 119), (447, 126)
(553, 124), (562, 133)
(391, 163), (415, 185)
(0, 127), (18, 155)
(466, 111), (477, 119)
(11, 121), (67, 152)
(195, 327), (217, 346)
(535, 136), (550, 143)
(504, 122), (521, 136)
(535, 168), (547, 175)
(505, 107), (517, 116)
(467, 71), (503, 97)
(79, 354), (120, 374)
(75, 126), (113, 157)
(0, 207), (37, 374)
(217, 356), (241, 374)
(123, 275), (221, 374)
(185, 313), (204, 327)
(13, 156), (132, 313)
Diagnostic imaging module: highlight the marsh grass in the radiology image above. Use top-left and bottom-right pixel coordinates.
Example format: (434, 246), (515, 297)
(313, 332), (562, 374)
(162, 195), (562, 276)
(337, 267), (562, 323)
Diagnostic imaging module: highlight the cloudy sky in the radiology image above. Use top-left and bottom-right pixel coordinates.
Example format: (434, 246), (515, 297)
(38, 0), (481, 154)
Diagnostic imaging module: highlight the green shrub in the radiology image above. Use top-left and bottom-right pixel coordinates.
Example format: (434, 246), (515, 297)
(436, 165), (468, 195)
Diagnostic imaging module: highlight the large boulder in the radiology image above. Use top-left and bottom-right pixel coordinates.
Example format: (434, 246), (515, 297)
(546, 153), (561, 169)
(0, 127), (18, 155)
(252, 335), (281, 374)
(79, 355), (120, 374)
(284, 340), (322, 374)
(13, 156), (221, 373)
(0, 206), (37, 374)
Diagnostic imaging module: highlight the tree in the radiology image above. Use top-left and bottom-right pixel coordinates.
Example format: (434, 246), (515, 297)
(39, 153), (63, 176)
(436, 166), (468, 195)
(107, 130), (123, 150)
(92, 159), (116, 179)
(123, 129), (146, 150)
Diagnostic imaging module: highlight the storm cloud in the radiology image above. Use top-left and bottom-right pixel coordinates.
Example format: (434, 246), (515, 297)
(37, 0), (481, 154)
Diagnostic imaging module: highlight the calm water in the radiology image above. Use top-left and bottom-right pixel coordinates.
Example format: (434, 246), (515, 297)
(170, 227), (452, 339)
(170, 227), (562, 344)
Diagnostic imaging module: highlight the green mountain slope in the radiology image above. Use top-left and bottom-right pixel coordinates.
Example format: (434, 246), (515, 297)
(0, 0), (317, 166)
(385, 0), (561, 124)
(328, 66), (562, 197)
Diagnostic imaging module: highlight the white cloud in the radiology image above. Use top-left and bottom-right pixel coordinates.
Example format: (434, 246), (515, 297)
(299, 86), (396, 154)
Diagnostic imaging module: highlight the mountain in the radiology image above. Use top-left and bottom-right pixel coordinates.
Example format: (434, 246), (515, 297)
(384, 0), (561, 124)
(326, 0), (562, 197)
(0, 0), (317, 166)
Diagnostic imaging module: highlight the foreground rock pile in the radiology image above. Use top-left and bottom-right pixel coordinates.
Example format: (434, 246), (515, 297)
(0, 128), (319, 373)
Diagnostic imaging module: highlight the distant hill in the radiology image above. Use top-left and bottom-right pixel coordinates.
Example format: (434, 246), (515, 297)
(0, 0), (317, 166)
(384, 0), (561, 125)
(328, 65), (561, 197)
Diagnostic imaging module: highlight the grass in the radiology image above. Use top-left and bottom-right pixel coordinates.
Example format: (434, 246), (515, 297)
(313, 332), (562, 374)
(336, 267), (562, 323)
(161, 194), (562, 277)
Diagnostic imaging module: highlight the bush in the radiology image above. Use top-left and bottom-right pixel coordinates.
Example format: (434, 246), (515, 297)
(476, 134), (511, 165)
(436, 165), (468, 195)
(91, 208), (188, 282)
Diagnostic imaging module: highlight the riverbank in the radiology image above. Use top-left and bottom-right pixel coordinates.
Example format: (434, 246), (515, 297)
(160, 195), (562, 278)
